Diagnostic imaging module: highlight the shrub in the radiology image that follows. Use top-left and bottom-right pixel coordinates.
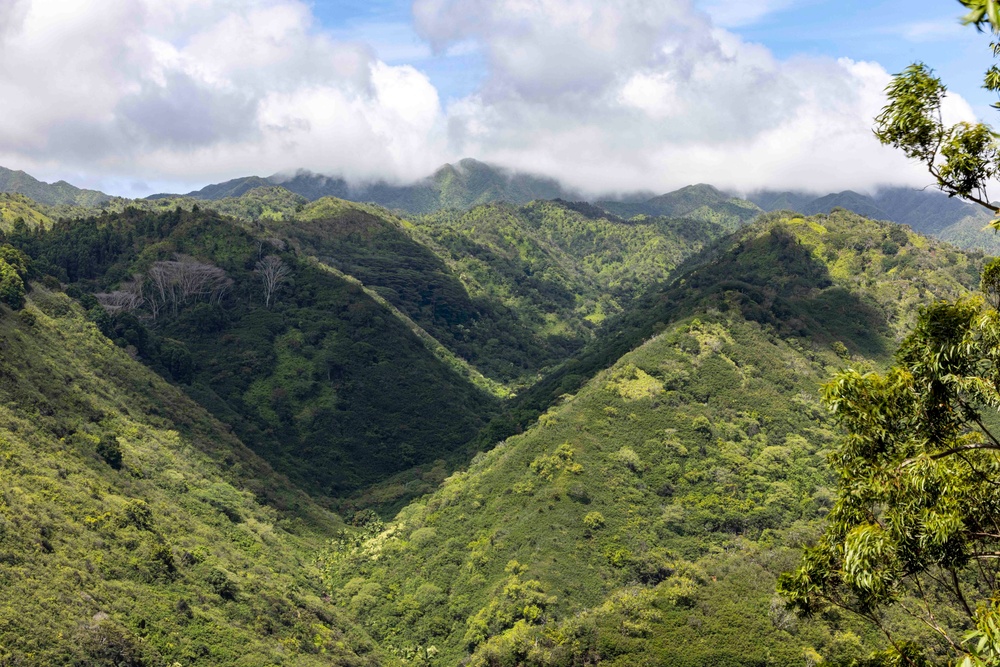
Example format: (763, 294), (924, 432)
(583, 512), (605, 530)
(0, 259), (26, 310)
(206, 568), (239, 600)
(96, 435), (123, 470)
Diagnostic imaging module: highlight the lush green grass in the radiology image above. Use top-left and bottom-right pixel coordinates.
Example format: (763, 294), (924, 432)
(0, 288), (387, 665)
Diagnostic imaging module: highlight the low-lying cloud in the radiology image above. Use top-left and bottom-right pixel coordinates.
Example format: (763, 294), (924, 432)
(0, 0), (979, 196)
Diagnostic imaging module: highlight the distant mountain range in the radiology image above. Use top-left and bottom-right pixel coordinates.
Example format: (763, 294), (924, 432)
(147, 161), (1000, 245)
(148, 158), (576, 215)
(2, 159), (997, 252)
(746, 187), (992, 238)
(0, 166), (112, 207)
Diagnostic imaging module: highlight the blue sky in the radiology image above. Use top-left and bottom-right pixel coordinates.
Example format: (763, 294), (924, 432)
(0, 0), (995, 196)
(721, 0), (998, 115)
(309, 0), (1000, 114)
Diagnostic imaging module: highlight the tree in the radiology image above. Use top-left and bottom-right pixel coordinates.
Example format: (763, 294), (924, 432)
(255, 255), (290, 309)
(873, 3), (1000, 216)
(0, 244), (29, 310)
(782, 9), (1000, 664)
(779, 296), (1000, 665)
(146, 256), (232, 319)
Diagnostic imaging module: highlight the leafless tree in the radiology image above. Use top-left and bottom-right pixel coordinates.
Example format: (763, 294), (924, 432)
(147, 256), (232, 318)
(95, 289), (143, 314)
(147, 262), (177, 320)
(255, 255), (291, 309)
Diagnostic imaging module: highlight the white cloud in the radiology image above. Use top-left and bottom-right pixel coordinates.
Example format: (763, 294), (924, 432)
(0, 0), (447, 192)
(0, 0), (980, 197)
(416, 0), (965, 195)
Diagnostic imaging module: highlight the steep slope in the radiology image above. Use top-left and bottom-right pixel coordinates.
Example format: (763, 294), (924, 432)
(7, 207), (498, 497)
(0, 165), (112, 207)
(409, 200), (736, 379)
(0, 288), (386, 665)
(937, 213), (1000, 254)
(164, 159), (577, 216)
(274, 159), (575, 215)
(266, 198), (571, 386)
(171, 176), (274, 201)
(250, 197), (737, 388)
(320, 211), (982, 665)
(0, 192), (54, 230)
(801, 190), (887, 220)
(871, 186), (988, 235)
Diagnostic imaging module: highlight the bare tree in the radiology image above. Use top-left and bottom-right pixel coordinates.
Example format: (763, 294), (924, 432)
(146, 256), (232, 319)
(147, 262), (178, 320)
(255, 255), (291, 309)
(95, 289), (143, 314)
(173, 255), (232, 305)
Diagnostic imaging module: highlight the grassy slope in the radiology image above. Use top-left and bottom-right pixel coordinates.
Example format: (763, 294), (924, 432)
(0, 193), (53, 231)
(0, 288), (389, 666)
(319, 211), (982, 665)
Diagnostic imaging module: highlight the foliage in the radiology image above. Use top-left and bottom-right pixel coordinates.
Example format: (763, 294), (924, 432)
(407, 199), (734, 383)
(0, 288), (386, 665)
(484, 209), (983, 454)
(0, 243), (29, 310)
(779, 295), (1000, 665)
(3, 206), (497, 496)
(873, 15), (1000, 218)
(319, 210), (979, 665)
(0, 165), (111, 207)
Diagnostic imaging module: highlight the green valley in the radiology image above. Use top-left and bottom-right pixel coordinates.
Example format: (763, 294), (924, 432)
(0, 171), (995, 667)
(317, 210), (983, 665)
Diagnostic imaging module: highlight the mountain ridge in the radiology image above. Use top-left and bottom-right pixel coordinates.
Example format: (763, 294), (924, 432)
(3, 161), (996, 257)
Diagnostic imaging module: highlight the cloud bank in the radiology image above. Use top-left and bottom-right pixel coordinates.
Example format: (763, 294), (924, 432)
(0, 0), (978, 196)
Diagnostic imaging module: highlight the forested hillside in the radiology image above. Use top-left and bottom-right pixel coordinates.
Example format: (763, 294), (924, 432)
(0, 286), (386, 665)
(0, 174), (993, 665)
(319, 210), (985, 665)
(0, 166), (112, 207)
(4, 207), (498, 496)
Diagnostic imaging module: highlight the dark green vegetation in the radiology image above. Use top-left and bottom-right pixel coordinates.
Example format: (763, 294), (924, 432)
(1, 154), (996, 664)
(777, 11), (1000, 663)
(779, 295), (1000, 665)
(5, 207), (497, 496)
(402, 198), (737, 382)
(319, 210), (985, 665)
(0, 288), (386, 665)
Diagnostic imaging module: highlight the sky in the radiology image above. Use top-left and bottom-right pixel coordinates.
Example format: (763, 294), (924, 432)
(0, 0), (995, 198)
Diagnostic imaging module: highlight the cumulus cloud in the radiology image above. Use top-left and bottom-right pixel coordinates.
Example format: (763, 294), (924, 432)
(415, 0), (978, 196)
(0, 0), (447, 192)
(0, 0), (980, 196)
